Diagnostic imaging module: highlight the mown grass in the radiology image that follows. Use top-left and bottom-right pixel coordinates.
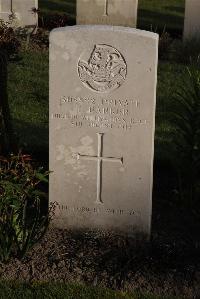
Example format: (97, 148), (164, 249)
(39, 0), (185, 34)
(0, 281), (179, 299)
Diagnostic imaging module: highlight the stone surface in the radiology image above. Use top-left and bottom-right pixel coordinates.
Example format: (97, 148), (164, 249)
(0, 0), (38, 27)
(77, 0), (138, 27)
(184, 0), (200, 39)
(49, 25), (158, 236)
(0, 0), (12, 21)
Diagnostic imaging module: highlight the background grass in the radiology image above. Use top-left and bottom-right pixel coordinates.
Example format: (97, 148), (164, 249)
(138, 0), (185, 34)
(39, 0), (185, 34)
(39, 0), (76, 19)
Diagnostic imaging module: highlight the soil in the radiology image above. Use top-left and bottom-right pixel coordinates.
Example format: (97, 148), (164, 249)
(0, 196), (200, 299)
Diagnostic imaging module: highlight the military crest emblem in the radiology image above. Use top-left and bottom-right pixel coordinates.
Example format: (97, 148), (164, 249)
(78, 44), (127, 93)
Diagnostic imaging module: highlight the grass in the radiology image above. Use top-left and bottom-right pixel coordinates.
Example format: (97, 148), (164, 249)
(138, 0), (185, 34)
(39, 0), (76, 17)
(8, 51), (49, 154)
(155, 61), (186, 159)
(39, 0), (185, 34)
(0, 281), (179, 299)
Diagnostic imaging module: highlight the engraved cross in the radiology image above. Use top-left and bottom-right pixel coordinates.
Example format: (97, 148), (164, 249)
(103, 0), (108, 16)
(77, 133), (123, 204)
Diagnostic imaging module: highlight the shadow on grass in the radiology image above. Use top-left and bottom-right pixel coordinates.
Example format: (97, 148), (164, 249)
(40, 0), (76, 16)
(164, 5), (185, 14)
(14, 119), (48, 162)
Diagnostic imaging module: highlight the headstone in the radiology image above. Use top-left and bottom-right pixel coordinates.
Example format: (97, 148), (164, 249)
(49, 25), (158, 237)
(77, 0), (138, 27)
(0, 0), (12, 22)
(184, 0), (200, 40)
(0, 0), (38, 28)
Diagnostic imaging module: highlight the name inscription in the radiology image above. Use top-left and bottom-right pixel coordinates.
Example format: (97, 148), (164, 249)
(52, 95), (149, 131)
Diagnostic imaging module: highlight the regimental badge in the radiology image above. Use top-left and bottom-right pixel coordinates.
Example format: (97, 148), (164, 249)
(78, 44), (127, 93)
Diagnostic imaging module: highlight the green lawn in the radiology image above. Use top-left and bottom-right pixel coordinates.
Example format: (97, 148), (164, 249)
(39, 0), (185, 34)
(138, 0), (185, 33)
(0, 281), (179, 299)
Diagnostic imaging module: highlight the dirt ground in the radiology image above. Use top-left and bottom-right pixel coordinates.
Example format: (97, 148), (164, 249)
(0, 195), (200, 299)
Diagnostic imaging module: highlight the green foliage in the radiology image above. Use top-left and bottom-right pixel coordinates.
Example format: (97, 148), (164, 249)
(0, 154), (53, 262)
(168, 59), (200, 205)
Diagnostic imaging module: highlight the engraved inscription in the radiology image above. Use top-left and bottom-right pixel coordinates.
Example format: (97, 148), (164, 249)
(52, 95), (149, 131)
(59, 205), (136, 216)
(77, 16), (132, 26)
(76, 133), (123, 204)
(78, 44), (127, 93)
(103, 0), (108, 16)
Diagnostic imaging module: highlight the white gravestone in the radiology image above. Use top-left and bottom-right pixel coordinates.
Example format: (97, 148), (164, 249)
(49, 25), (158, 237)
(77, 0), (138, 27)
(184, 0), (200, 40)
(0, 0), (12, 21)
(0, 0), (38, 28)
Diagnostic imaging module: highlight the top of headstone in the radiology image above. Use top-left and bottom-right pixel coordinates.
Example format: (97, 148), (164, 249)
(50, 25), (159, 41)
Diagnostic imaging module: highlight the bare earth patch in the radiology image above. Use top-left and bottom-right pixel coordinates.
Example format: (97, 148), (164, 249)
(0, 223), (200, 298)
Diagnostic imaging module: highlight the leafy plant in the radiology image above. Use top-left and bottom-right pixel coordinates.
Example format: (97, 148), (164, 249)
(168, 59), (200, 206)
(0, 154), (54, 262)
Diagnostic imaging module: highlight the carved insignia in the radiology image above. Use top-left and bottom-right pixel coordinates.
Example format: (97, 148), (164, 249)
(78, 44), (127, 93)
